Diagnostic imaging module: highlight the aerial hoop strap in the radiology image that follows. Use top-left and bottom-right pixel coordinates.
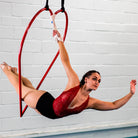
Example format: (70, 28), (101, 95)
(18, 7), (68, 117)
(45, 0), (65, 11)
(61, 0), (65, 12)
(45, 0), (49, 10)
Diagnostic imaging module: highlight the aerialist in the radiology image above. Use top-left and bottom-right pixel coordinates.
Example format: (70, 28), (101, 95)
(0, 30), (137, 119)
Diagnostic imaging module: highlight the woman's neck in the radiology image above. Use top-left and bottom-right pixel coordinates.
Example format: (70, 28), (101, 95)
(80, 85), (92, 96)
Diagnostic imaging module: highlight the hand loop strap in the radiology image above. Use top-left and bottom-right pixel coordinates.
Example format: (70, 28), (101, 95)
(51, 14), (63, 42)
(51, 14), (57, 30)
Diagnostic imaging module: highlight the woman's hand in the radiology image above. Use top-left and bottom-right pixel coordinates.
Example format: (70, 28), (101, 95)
(53, 30), (63, 42)
(130, 80), (137, 94)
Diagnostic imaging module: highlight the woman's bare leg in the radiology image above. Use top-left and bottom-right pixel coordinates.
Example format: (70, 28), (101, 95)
(0, 62), (34, 98)
(0, 62), (46, 109)
(11, 66), (35, 89)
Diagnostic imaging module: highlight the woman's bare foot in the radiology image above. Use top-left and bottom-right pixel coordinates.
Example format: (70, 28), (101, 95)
(0, 62), (12, 72)
(11, 67), (17, 73)
(0, 62), (18, 76)
(0, 62), (17, 73)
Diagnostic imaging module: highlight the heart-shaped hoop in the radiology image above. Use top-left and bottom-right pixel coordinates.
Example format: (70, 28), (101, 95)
(18, 7), (68, 117)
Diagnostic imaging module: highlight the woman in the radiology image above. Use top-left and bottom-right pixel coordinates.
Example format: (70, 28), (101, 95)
(0, 30), (137, 119)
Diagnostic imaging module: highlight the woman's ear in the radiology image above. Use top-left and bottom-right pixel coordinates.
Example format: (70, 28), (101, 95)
(85, 77), (87, 83)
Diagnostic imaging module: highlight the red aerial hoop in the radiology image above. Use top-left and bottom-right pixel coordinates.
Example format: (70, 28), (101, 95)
(18, 4), (68, 117)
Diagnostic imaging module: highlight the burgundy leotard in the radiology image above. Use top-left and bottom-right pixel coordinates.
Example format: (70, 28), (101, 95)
(53, 85), (89, 117)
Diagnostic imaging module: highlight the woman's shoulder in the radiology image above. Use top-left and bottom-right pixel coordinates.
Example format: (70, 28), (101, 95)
(64, 81), (80, 91)
(64, 84), (80, 92)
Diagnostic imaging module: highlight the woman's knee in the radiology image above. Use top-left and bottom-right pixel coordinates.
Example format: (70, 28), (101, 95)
(17, 84), (34, 100)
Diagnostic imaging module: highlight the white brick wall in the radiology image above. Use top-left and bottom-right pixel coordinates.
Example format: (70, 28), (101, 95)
(0, 0), (138, 137)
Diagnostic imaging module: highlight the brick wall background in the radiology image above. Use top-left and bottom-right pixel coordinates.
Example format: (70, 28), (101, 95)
(0, 0), (138, 137)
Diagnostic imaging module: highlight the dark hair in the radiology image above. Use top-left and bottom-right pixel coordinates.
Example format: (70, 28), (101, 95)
(80, 70), (101, 87)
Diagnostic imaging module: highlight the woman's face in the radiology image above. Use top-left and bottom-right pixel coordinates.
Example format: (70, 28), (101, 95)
(85, 73), (101, 90)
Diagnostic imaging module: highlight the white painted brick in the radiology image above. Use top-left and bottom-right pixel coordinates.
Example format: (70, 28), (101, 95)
(69, 9), (95, 22)
(12, 3), (39, 17)
(126, 97), (138, 108)
(92, 11), (137, 24)
(129, 0), (138, 3)
(0, 0), (41, 5)
(21, 53), (56, 65)
(0, 120), (2, 133)
(92, 1), (138, 14)
(27, 17), (52, 29)
(69, 21), (94, 31)
(118, 33), (138, 43)
(0, 93), (2, 105)
(92, 43), (138, 55)
(21, 65), (44, 79)
(1, 116), (56, 131)
(122, 1), (138, 14)
(66, 42), (138, 55)
(91, 87), (130, 101)
(69, 30), (129, 43)
(101, 76), (131, 89)
(83, 109), (138, 126)
(0, 104), (18, 118)
(0, 26), (14, 39)
(93, 0), (124, 12)
(1, 92), (18, 105)
(91, 31), (138, 43)
(17, 27), (52, 41)
(21, 40), (42, 53)
(0, 2), (12, 16)
(1, 16), (22, 27)
(0, 79), (14, 91)
(28, 28), (52, 41)
(73, 65), (138, 78)
(93, 23), (138, 33)
(42, 41), (59, 54)
(0, 0), (138, 136)
(70, 54), (138, 65)
(124, 24), (138, 33)
(0, 39), (19, 52)
(0, 53), (17, 65)
(37, 78), (68, 91)
(44, 65), (66, 78)
(67, 0), (94, 10)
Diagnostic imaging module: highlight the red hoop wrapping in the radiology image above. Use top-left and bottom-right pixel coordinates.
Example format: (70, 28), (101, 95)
(18, 8), (68, 117)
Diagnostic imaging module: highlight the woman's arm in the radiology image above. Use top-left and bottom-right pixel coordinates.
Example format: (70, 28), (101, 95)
(53, 30), (80, 90)
(87, 80), (137, 110)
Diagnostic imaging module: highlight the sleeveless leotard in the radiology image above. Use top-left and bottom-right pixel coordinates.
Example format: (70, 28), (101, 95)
(53, 85), (89, 117)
